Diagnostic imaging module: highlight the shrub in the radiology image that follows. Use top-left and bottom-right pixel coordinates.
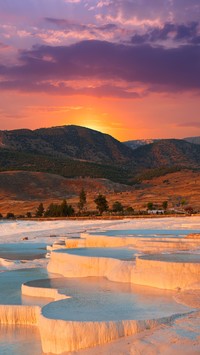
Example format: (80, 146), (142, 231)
(94, 194), (109, 215)
(112, 201), (124, 213)
(6, 212), (15, 219)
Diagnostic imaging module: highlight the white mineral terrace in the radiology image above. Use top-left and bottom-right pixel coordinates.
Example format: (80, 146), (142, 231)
(0, 217), (200, 354)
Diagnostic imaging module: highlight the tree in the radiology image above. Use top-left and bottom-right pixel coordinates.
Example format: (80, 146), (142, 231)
(78, 188), (87, 212)
(112, 201), (124, 213)
(162, 201), (168, 210)
(35, 203), (44, 217)
(181, 199), (186, 207)
(0, 213), (3, 219)
(94, 194), (108, 215)
(6, 212), (15, 219)
(60, 199), (68, 216)
(44, 203), (59, 217)
(147, 202), (153, 210)
(65, 204), (75, 217)
(60, 199), (75, 217)
(26, 212), (32, 218)
(184, 206), (194, 215)
(125, 206), (134, 215)
(44, 200), (75, 217)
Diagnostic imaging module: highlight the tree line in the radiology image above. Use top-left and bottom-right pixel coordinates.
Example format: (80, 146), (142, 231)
(0, 189), (134, 219)
(34, 190), (118, 217)
(0, 188), (195, 219)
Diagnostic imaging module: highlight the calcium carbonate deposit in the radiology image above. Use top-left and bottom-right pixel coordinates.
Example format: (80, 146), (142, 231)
(0, 217), (200, 354)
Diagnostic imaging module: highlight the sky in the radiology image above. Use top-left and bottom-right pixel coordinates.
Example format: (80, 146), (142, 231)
(0, 0), (200, 141)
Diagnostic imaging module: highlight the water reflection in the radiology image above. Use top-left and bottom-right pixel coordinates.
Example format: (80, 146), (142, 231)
(35, 276), (191, 322)
(0, 325), (43, 355)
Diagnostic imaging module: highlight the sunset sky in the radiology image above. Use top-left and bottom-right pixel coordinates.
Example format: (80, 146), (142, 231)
(0, 0), (199, 141)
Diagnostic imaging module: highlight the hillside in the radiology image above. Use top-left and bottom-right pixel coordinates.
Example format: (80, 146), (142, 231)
(0, 171), (131, 214)
(0, 125), (133, 165)
(124, 137), (200, 150)
(124, 139), (159, 150)
(131, 139), (200, 170)
(0, 125), (200, 214)
(0, 126), (200, 187)
(0, 149), (129, 184)
(0, 171), (130, 200)
(0, 170), (199, 214)
(184, 136), (200, 145)
(105, 170), (200, 212)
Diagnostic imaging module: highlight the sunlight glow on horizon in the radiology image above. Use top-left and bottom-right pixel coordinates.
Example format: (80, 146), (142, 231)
(0, 1), (199, 140)
(0, 90), (199, 141)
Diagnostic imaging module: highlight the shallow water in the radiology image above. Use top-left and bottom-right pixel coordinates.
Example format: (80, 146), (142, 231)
(93, 229), (199, 237)
(140, 253), (200, 263)
(0, 325), (43, 355)
(0, 268), (49, 305)
(0, 243), (47, 260)
(57, 247), (139, 260)
(36, 277), (191, 322)
(0, 219), (199, 354)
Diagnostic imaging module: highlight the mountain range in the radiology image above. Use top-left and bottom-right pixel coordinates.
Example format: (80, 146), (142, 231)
(0, 125), (200, 185)
(124, 137), (200, 150)
(0, 125), (200, 214)
(0, 126), (133, 165)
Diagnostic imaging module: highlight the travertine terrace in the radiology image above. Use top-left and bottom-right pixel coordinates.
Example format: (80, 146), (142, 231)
(0, 218), (200, 354)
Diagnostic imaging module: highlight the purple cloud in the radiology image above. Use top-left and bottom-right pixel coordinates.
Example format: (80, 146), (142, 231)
(0, 39), (199, 97)
(94, 0), (200, 24)
(131, 22), (199, 44)
(45, 17), (117, 32)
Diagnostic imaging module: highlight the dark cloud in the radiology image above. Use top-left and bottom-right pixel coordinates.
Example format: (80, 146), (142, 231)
(0, 40), (199, 97)
(0, 78), (139, 98)
(45, 17), (118, 33)
(131, 22), (199, 44)
(175, 22), (198, 40)
(45, 17), (88, 31)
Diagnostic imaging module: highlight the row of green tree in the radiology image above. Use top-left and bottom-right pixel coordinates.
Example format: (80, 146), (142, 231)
(36, 200), (75, 217)
(34, 189), (133, 217)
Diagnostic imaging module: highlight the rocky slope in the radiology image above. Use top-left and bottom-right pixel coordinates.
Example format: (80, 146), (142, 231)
(0, 125), (133, 165)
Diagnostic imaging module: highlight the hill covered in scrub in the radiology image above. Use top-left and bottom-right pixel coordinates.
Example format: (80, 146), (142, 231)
(0, 169), (199, 215)
(0, 125), (133, 165)
(184, 136), (200, 145)
(131, 139), (200, 170)
(124, 136), (200, 150)
(0, 171), (130, 201)
(0, 125), (200, 188)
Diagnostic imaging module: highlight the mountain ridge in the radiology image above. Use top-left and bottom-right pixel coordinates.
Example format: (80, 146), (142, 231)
(0, 125), (200, 184)
(130, 139), (200, 170)
(124, 136), (200, 150)
(0, 125), (133, 165)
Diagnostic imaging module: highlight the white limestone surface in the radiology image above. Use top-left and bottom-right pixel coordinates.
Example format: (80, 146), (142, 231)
(48, 250), (135, 283)
(47, 247), (200, 290)
(38, 313), (183, 354)
(133, 256), (200, 290)
(0, 217), (200, 354)
(68, 310), (200, 355)
(20, 275), (192, 353)
(0, 305), (40, 325)
(1, 216), (200, 244)
(80, 233), (200, 252)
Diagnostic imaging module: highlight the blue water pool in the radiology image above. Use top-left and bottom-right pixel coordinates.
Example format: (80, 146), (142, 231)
(37, 277), (191, 322)
(56, 247), (139, 260)
(0, 243), (47, 260)
(92, 229), (199, 237)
